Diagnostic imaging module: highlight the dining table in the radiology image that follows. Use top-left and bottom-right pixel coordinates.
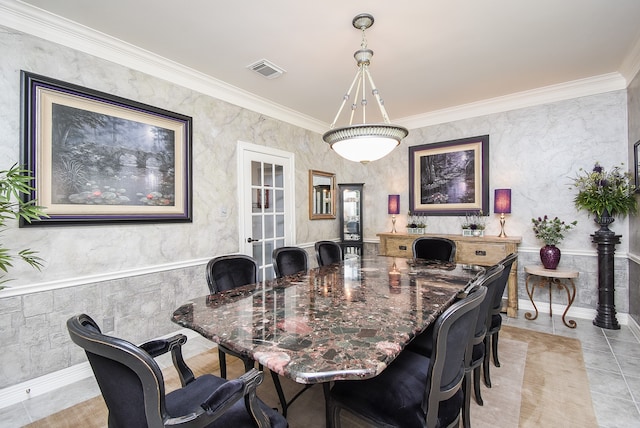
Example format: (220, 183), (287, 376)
(171, 254), (483, 418)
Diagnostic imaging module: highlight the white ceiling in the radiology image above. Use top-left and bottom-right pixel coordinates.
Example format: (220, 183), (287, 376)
(8, 0), (640, 131)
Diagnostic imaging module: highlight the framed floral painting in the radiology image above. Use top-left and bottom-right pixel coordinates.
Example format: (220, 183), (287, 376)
(20, 71), (192, 225)
(408, 135), (489, 216)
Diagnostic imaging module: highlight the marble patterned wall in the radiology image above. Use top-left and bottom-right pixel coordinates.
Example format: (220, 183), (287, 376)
(361, 92), (630, 250)
(0, 22), (634, 390)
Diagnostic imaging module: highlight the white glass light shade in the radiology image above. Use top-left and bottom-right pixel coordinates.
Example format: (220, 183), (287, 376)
(323, 124), (408, 164)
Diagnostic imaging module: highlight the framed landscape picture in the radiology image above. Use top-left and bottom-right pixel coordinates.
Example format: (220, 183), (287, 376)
(20, 71), (192, 226)
(408, 135), (489, 216)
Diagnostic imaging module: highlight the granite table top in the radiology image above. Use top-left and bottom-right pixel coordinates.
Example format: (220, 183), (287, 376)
(171, 255), (482, 384)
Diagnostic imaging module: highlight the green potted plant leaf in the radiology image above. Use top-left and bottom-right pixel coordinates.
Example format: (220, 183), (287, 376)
(571, 162), (637, 229)
(0, 164), (47, 289)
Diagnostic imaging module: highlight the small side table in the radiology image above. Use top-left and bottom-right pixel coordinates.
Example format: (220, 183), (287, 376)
(524, 265), (579, 328)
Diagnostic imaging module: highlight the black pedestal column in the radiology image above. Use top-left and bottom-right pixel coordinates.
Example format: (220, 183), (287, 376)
(591, 228), (621, 330)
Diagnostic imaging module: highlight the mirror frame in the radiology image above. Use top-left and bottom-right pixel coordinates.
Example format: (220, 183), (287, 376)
(309, 170), (336, 220)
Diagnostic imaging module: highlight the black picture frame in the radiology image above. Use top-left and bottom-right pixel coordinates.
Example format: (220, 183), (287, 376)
(20, 71), (192, 226)
(408, 135), (489, 216)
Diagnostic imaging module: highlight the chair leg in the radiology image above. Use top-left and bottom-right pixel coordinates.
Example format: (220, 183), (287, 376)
(327, 395), (342, 428)
(492, 331), (501, 367)
(242, 357), (255, 373)
(483, 338), (492, 388)
(324, 383), (335, 428)
(473, 365), (483, 406)
(462, 372), (472, 428)
(218, 349), (227, 379)
(270, 370), (289, 417)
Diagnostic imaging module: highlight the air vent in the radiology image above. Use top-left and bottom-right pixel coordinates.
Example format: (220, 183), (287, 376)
(247, 59), (286, 79)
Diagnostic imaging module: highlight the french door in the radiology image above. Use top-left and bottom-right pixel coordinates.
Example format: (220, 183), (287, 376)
(237, 141), (295, 281)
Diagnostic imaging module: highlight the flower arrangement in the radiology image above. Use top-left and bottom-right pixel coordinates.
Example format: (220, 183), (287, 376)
(406, 212), (427, 234)
(531, 215), (577, 246)
(461, 211), (487, 230)
(571, 162), (637, 218)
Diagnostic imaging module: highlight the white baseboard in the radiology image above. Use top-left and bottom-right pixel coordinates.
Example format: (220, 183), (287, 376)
(516, 298), (630, 325)
(0, 361), (94, 409)
(0, 328), (203, 409)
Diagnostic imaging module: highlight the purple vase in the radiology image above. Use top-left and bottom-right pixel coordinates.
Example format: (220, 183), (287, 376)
(540, 245), (561, 269)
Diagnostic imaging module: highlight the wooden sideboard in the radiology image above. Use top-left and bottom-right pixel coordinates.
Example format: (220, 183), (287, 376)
(377, 232), (522, 317)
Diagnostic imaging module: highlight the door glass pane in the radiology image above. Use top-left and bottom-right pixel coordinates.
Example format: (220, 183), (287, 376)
(265, 188), (274, 213)
(251, 161), (262, 186)
(276, 214), (284, 236)
(264, 163), (273, 187)
(252, 188), (262, 213)
(274, 164), (283, 187)
(252, 215), (262, 238)
(265, 214), (275, 239)
(275, 189), (284, 211)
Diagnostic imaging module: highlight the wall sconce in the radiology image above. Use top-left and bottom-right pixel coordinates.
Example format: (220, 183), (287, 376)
(388, 194), (400, 233)
(494, 189), (511, 238)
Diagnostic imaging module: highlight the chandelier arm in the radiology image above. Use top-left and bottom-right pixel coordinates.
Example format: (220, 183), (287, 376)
(329, 70), (362, 129)
(361, 65), (367, 125)
(364, 68), (391, 124)
(349, 69), (364, 126)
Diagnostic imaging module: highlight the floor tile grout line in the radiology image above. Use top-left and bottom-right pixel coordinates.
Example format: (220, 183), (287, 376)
(602, 332), (640, 414)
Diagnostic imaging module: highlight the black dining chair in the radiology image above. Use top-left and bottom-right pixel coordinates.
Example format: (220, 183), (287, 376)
(405, 264), (504, 428)
(272, 246), (308, 278)
(67, 314), (288, 428)
(412, 236), (457, 262)
(206, 254), (260, 379)
(314, 240), (343, 266)
(484, 252), (518, 387)
(327, 283), (487, 428)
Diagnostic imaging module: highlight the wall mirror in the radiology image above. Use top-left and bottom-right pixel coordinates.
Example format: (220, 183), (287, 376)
(309, 170), (336, 219)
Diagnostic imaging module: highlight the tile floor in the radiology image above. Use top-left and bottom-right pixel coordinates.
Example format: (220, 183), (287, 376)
(1, 311), (639, 428)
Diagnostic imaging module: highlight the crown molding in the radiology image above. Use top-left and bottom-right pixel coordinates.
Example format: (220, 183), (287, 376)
(397, 73), (628, 129)
(0, 1), (634, 135)
(620, 33), (640, 84)
(0, 0), (327, 133)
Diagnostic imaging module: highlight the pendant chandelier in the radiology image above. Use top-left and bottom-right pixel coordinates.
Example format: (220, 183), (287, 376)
(323, 13), (408, 164)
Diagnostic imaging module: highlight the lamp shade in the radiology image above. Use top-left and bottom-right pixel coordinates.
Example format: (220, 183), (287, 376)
(494, 189), (512, 214)
(326, 126), (406, 163)
(388, 194), (400, 215)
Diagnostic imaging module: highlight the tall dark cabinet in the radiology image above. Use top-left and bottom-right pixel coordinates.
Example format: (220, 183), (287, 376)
(338, 183), (364, 256)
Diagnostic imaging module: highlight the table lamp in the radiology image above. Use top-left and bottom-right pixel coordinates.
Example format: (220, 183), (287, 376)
(388, 194), (400, 233)
(494, 189), (511, 238)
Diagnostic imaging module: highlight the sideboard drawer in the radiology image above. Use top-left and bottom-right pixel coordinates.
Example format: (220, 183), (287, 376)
(456, 242), (507, 265)
(382, 236), (415, 258)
